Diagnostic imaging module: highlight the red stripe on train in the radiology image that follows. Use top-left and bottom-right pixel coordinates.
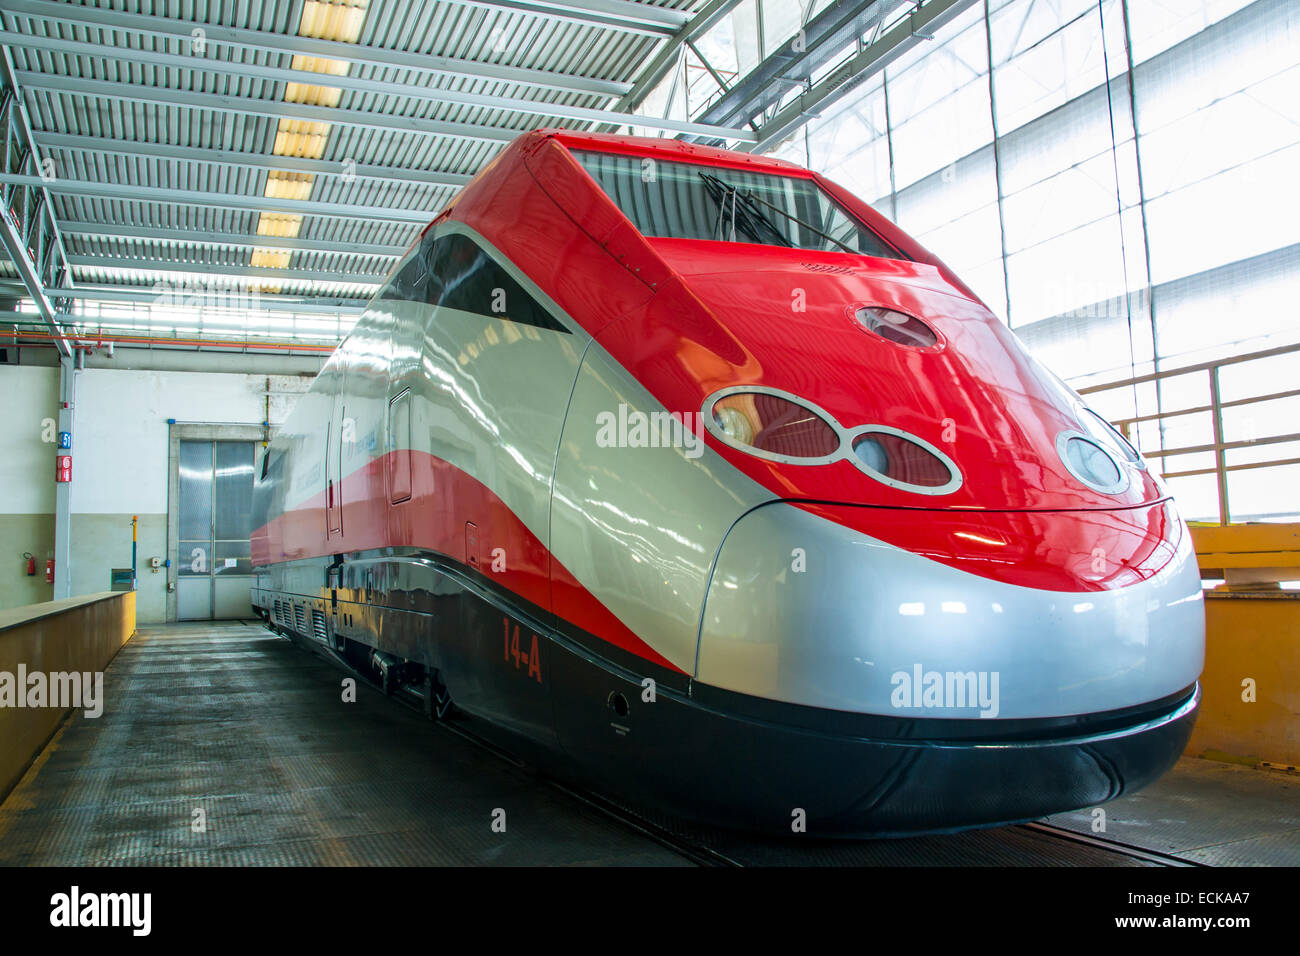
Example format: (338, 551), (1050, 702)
(252, 449), (682, 673)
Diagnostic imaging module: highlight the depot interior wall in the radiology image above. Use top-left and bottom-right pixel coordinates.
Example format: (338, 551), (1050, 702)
(0, 366), (302, 623)
(0, 366), (60, 610)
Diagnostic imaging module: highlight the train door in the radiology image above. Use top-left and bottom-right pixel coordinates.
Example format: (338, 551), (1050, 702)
(384, 249), (425, 557)
(387, 389), (412, 505)
(326, 384), (343, 538)
(410, 223), (587, 746)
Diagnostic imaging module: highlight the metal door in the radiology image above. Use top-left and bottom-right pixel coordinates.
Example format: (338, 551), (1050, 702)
(326, 396), (343, 537)
(177, 440), (257, 620)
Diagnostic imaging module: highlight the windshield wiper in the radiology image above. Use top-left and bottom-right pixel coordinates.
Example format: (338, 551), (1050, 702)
(738, 188), (858, 255)
(699, 172), (739, 241)
(698, 172), (792, 247)
(698, 171), (857, 254)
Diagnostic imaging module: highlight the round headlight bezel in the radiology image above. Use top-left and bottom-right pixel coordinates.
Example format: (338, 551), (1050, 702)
(1056, 430), (1130, 495)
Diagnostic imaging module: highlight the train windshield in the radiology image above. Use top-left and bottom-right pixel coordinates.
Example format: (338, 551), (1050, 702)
(573, 150), (907, 260)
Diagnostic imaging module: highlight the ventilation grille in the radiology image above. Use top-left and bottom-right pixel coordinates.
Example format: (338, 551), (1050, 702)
(311, 609), (328, 644)
(273, 599), (284, 623)
(294, 604), (306, 633)
(801, 261), (854, 275)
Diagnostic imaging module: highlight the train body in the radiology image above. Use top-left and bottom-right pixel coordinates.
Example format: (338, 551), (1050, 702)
(251, 129), (1204, 836)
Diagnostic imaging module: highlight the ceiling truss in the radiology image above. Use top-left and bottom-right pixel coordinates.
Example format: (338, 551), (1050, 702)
(0, 0), (968, 355)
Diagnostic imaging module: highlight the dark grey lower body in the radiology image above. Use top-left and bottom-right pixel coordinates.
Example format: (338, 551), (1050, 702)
(254, 549), (1199, 838)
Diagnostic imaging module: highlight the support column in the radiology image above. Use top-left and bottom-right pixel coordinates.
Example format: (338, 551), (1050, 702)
(54, 352), (76, 599)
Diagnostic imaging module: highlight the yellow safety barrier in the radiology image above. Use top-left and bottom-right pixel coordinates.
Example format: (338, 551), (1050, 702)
(1191, 523), (1300, 591)
(0, 591), (136, 803)
(1184, 591), (1300, 768)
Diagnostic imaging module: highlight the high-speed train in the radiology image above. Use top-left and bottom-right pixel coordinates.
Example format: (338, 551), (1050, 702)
(251, 129), (1204, 837)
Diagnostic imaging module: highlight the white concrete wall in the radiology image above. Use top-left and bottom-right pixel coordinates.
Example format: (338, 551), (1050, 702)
(73, 369), (273, 515)
(0, 367), (60, 609)
(0, 365), (311, 622)
(2, 366), (59, 515)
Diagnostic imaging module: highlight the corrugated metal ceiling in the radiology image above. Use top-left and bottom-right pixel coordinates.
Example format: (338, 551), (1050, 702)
(0, 0), (717, 320)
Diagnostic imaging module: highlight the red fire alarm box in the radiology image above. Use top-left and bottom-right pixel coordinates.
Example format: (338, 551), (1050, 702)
(55, 455), (72, 482)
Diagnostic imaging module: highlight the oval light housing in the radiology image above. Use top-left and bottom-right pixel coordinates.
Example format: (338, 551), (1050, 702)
(855, 306), (938, 349)
(706, 389), (840, 462)
(1057, 432), (1128, 494)
(702, 389), (963, 496)
(849, 427), (962, 494)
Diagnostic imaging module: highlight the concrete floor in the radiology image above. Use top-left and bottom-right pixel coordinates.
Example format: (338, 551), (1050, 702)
(1046, 757), (1300, 866)
(0, 623), (688, 866)
(1, 620), (1295, 866)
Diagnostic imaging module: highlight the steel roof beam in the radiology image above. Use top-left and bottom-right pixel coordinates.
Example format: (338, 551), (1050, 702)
(613, 0), (745, 115)
(64, 254), (384, 287)
(413, 0), (686, 36)
(0, 196), (70, 355)
(0, 171), (444, 223)
(0, 50), (71, 356)
(4, 34), (753, 141)
(36, 132), (473, 189)
(748, 0), (979, 153)
(15, 72), (526, 144)
(62, 221), (409, 258)
(693, 0), (908, 133)
(0, 0), (633, 96)
(0, 279), (367, 313)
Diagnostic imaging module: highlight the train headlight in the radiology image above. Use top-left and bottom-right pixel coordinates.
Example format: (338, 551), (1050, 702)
(702, 387), (963, 495)
(848, 427), (963, 494)
(705, 388), (840, 462)
(1057, 431), (1129, 494)
(712, 404), (755, 446)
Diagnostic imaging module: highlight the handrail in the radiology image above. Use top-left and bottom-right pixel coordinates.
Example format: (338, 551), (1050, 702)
(1078, 340), (1300, 525)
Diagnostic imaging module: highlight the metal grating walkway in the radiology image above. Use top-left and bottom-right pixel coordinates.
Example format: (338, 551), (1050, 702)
(0, 623), (688, 866)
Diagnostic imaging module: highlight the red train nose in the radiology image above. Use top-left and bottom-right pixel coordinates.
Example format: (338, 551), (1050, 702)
(796, 498), (1187, 593)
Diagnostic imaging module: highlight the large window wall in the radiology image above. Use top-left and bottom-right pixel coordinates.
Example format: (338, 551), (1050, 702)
(745, 0), (1299, 521)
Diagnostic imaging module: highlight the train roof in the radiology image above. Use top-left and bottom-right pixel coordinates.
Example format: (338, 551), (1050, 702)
(527, 128), (813, 178)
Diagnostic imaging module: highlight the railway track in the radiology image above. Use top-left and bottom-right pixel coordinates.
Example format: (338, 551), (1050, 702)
(426, 700), (745, 867)
(288, 627), (1200, 868)
(300, 634), (743, 866)
(1016, 821), (1203, 868)
(426, 697), (1203, 867)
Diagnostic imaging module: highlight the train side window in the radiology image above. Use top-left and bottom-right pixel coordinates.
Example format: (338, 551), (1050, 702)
(378, 253), (428, 303)
(388, 388), (412, 504)
(422, 233), (567, 332)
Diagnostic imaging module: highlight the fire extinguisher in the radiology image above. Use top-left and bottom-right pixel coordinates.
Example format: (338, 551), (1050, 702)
(45, 557), (54, 584)
(23, 552), (35, 576)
